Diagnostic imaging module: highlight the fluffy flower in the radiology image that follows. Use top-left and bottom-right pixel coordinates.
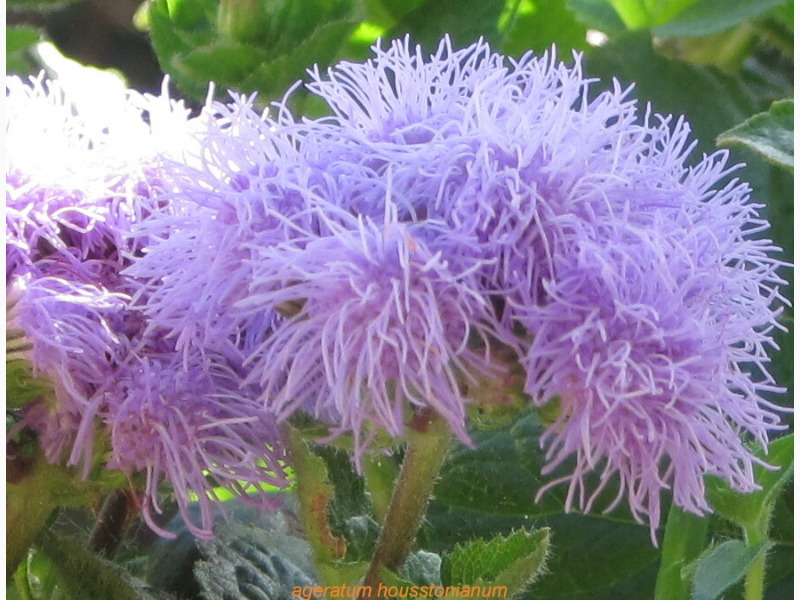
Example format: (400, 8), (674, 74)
(239, 213), (495, 459)
(8, 275), (129, 472)
(6, 74), (291, 537)
(304, 37), (788, 536)
(122, 36), (787, 538)
(125, 92), (338, 357)
(103, 353), (290, 539)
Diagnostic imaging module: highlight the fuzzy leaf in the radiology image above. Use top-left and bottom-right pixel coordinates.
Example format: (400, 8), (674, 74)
(35, 530), (173, 600)
(691, 540), (772, 600)
(195, 523), (317, 600)
(443, 528), (549, 596)
(399, 551), (443, 586)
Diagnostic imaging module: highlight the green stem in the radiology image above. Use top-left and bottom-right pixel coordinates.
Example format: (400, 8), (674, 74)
(86, 490), (132, 558)
(363, 453), (399, 525)
(654, 504), (709, 600)
(360, 410), (452, 599)
(743, 519), (769, 600)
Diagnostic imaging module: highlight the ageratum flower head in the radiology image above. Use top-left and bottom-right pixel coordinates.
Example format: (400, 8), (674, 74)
(103, 352), (290, 539)
(6, 74), (194, 465)
(6, 73), (292, 537)
(238, 209), (496, 460)
(125, 92), (335, 358)
(303, 37), (788, 537)
(127, 36), (787, 538)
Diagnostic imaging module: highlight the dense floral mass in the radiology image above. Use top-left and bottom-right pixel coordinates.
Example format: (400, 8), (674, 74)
(6, 37), (787, 540)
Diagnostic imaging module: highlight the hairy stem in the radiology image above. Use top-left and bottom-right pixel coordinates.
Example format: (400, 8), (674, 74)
(87, 490), (132, 558)
(360, 410), (452, 598)
(743, 518), (769, 600)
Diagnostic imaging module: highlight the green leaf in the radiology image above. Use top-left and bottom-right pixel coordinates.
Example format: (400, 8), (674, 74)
(6, 358), (52, 410)
(443, 528), (550, 596)
(717, 99), (793, 171)
(6, 26), (40, 54)
(707, 434), (794, 530)
(34, 530), (173, 600)
(654, 506), (710, 600)
(690, 539), (772, 600)
(195, 523), (317, 600)
(147, 0), (354, 103)
(177, 42), (267, 87)
(399, 551), (443, 586)
(530, 515), (659, 600)
(435, 410), (564, 519)
(240, 19), (357, 102)
(583, 31), (762, 155)
(605, 0), (700, 28)
(566, 0), (627, 33)
(653, 0), (787, 37)
(499, 0), (588, 57)
(385, 0), (507, 50)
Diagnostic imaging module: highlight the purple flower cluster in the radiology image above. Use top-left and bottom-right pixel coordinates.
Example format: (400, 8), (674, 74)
(6, 76), (290, 537)
(7, 37), (788, 540)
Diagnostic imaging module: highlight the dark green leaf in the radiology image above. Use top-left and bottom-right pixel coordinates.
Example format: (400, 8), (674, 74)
(195, 523), (317, 600)
(435, 410), (563, 519)
(386, 0), (507, 50)
(691, 540), (772, 600)
(717, 99), (793, 171)
(500, 0), (589, 57)
(362, 0), (430, 28)
(35, 530), (173, 600)
(583, 31), (762, 155)
(654, 0), (787, 37)
(529, 515), (659, 599)
(566, 0), (627, 33)
(178, 42), (267, 87)
(240, 20), (357, 102)
(399, 551), (443, 586)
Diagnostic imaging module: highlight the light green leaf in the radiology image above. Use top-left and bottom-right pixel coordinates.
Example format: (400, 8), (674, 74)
(691, 539), (772, 600)
(717, 99), (793, 171)
(6, 26), (40, 54)
(654, 0), (787, 37)
(605, 0), (700, 28)
(443, 528), (550, 596)
(6, 358), (52, 410)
